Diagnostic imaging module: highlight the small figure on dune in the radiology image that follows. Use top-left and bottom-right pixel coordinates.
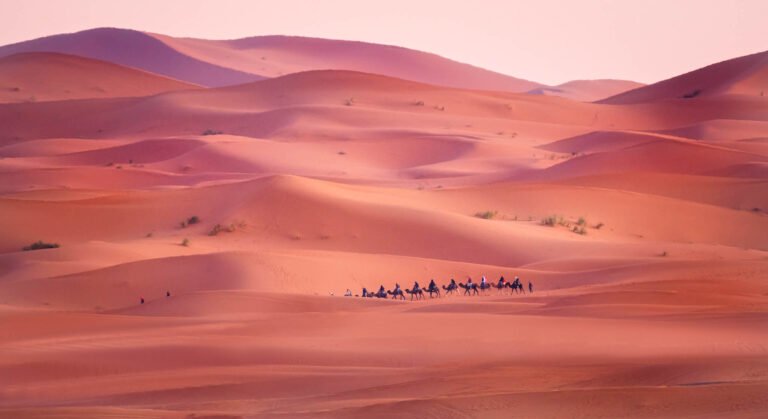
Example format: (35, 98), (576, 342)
(362, 287), (369, 298)
(344, 289), (352, 297)
(166, 291), (171, 297)
(528, 281), (533, 293)
(140, 297), (145, 304)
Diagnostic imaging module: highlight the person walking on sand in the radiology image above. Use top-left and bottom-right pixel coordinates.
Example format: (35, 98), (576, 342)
(166, 291), (171, 297)
(140, 297), (145, 304)
(528, 281), (533, 293)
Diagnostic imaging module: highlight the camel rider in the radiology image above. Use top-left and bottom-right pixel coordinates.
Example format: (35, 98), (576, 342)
(528, 281), (533, 293)
(467, 277), (473, 287)
(394, 283), (401, 293)
(413, 281), (420, 292)
(481, 276), (487, 287)
(379, 285), (386, 296)
(450, 278), (457, 287)
(362, 287), (369, 297)
(429, 278), (436, 290)
(498, 276), (505, 287)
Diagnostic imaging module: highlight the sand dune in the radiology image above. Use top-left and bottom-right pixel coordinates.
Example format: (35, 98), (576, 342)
(0, 28), (263, 87)
(528, 79), (645, 102)
(602, 49), (768, 103)
(1, 34), (767, 418)
(0, 52), (198, 103)
(149, 33), (543, 92)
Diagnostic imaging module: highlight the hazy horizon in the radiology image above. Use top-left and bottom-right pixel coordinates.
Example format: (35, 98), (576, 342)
(1, 0), (766, 86)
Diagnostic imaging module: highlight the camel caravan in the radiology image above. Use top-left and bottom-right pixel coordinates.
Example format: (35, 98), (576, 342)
(344, 276), (534, 301)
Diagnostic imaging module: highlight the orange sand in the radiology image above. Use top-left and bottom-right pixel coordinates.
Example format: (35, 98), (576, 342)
(0, 35), (767, 418)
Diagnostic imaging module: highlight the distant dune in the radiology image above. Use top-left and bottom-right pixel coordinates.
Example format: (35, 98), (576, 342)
(0, 52), (198, 103)
(527, 79), (645, 102)
(0, 27), (543, 91)
(602, 49), (768, 103)
(0, 28), (263, 87)
(149, 32), (543, 92)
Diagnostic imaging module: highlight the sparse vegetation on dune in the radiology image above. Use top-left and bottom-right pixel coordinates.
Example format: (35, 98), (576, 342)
(202, 129), (223, 136)
(474, 210), (498, 220)
(180, 216), (200, 228)
(209, 221), (246, 236)
(22, 241), (60, 251)
(181, 238), (190, 247)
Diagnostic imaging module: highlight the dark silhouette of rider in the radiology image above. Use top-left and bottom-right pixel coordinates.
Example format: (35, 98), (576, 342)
(362, 287), (369, 297)
(528, 281), (533, 293)
(413, 281), (420, 291)
(429, 278), (436, 290)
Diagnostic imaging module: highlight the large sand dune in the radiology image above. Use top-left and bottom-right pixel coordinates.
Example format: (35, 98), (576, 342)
(0, 52), (198, 103)
(0, 36), (767, 418)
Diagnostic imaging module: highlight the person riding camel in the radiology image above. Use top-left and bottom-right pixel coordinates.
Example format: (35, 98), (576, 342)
(450, 278), (457, 287)
(344, 289), (352, 297)
(467, 277), (473, 287)
(362, 287), (369, 297)
(413, 281), (420, 292)
(429, 278), (436, 291)
(379, 285), (386, 296)
(481, 275), (487, 288)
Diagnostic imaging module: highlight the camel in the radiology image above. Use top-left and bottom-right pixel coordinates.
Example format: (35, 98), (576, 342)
(388, 288), (406, 300)
(424, 284), (441, 298)
(405, 288), (424, 300)
(492, 279), (507, 294)
(505, 279), (526, 294)
(459, 282), (479, 296)
(478, 281), (493, 294)
(442, 282), (458, 296)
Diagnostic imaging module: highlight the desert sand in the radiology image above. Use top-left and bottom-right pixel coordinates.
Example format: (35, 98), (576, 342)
(0, 30), (767, 418)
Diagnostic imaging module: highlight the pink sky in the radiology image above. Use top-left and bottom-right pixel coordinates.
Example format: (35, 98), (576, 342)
(1, 0), (766, 85)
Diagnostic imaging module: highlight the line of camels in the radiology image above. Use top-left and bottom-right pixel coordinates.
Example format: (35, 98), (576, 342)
(356, 276), (532, 300)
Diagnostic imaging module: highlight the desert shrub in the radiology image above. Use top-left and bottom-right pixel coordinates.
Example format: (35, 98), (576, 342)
(577, 217), (586, 226)
(344, 98), (355, 106)
(338, 150), (347, 155)
(414, 100), (425, 106)
(181, 216), (201, 228)
(202, 129), (223, 136)
(681, 89), (702, 99)
(573, 226), (587, 235)
(434, 105), (445, 111)
(474, 210), (498, 220)
(660, 250), (668, 257)
(22, 241), (60, 251)
(209, 223), (237, 236)
(181, 238), (190, 247)
(542, 215), (558, 226)
(594, 222), (604, 229)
